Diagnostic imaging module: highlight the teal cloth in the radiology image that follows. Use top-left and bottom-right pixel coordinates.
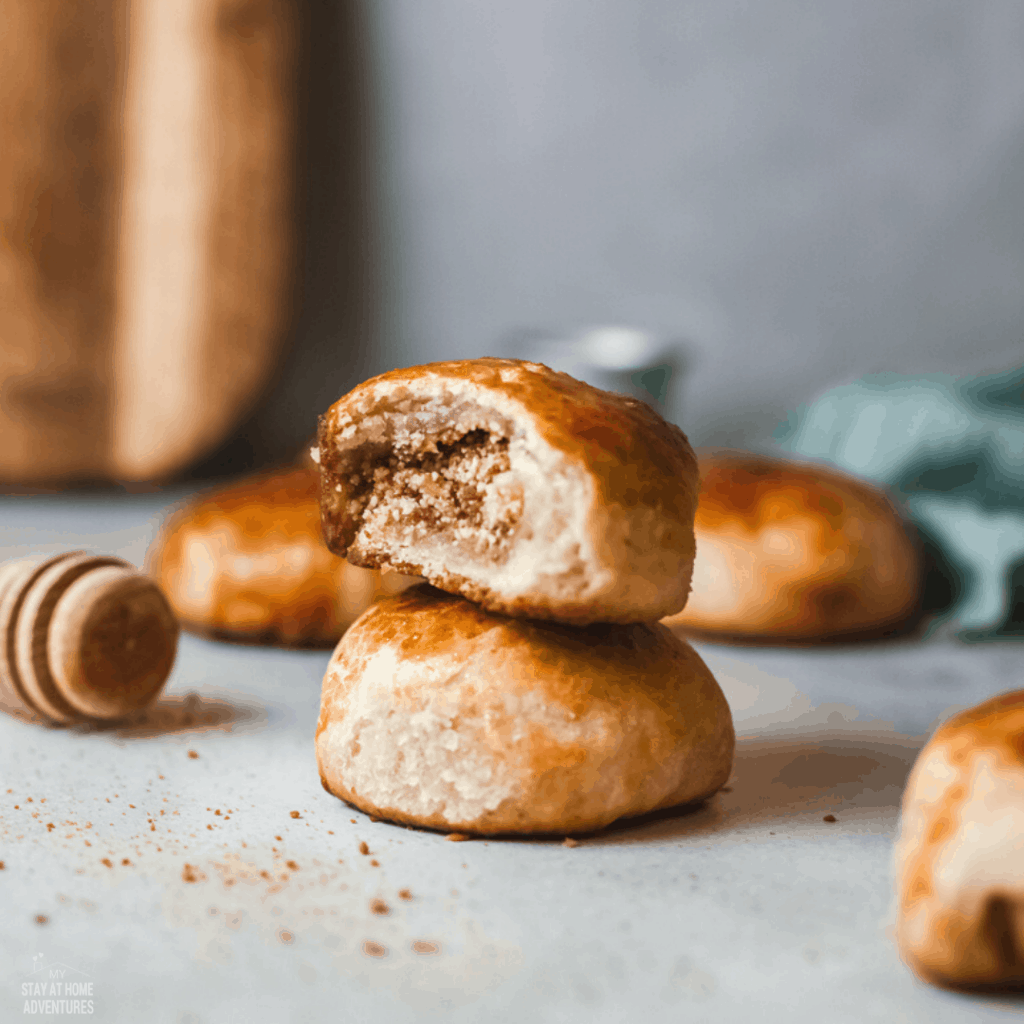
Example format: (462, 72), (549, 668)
(782, 364), (1024, 638)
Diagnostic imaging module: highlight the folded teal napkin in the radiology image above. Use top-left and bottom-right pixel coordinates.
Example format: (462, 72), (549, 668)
(782, 365), (1024, 639)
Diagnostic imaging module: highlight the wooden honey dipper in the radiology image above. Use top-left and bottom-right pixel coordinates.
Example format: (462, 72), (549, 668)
(0, 552), (179, 723)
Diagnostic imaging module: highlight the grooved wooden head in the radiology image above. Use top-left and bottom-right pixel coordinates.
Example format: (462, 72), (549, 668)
(0, 552), (179, 723)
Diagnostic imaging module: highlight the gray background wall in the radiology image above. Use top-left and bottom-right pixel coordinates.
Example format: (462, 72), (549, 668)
(212, 0), (1024, 472)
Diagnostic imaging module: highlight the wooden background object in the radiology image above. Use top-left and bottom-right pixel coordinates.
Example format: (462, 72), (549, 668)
(0, 0), (300, 484)
(0, 552), (179, 723)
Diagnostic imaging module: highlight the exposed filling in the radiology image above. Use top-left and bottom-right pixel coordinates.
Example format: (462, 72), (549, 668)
(352, 430), (524, 565)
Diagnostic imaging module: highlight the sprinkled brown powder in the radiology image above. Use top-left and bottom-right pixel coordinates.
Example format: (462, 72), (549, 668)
(278, 929), (294, 945)
(823, 814), (837, 823)
(182, 863), (205, 883)
(101, 858), (112, 868)
(187, 751), (199, 759)
(34, 915), (47, 925)
(446, 833), (469, 842)
(121, 858), (131, 866)
(370, 899), (390, 916)
(290, 811), (300, 819)
(358, 842), (369, 855)
(286, 861), (299, 871)
(412, 940), (439, 955)
(370, 859), (380, 867)
(363, 941), (386, 958)
(398, 889), (412, 901)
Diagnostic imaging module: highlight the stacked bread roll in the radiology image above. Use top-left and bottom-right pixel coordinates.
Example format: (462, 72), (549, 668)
(313, 359), (735, 835)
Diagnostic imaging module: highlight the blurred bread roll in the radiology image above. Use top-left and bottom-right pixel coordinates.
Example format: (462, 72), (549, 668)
(664, 451), (921, 642)
(316, 584), (735, 835)
(896, 692), (1024, 989)
(147, 465), (418, 646)
(316, 358), (700, 625)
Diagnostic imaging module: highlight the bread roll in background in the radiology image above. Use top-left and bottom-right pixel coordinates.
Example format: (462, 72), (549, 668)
(316, 358), (701, 625)
(896, 692), (1024, 989)
(316, 584), (735, 835)
(147, 465), (418, 646)
(664, 450), (922, 642)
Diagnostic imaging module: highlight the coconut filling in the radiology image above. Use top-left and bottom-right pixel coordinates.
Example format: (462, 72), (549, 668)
(349, 429), (526, 572)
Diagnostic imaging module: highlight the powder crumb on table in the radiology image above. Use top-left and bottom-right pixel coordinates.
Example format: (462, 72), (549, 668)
(187, 751), (199, 759)
(358, 841), (369, 855)
(34, 915), (47, 925)
(398, 889), (412, 900)
(370, 899), (390, 916)
(823, 814), (837, 823)
(563, 838), (579, 848)
(290, 811), (301, 819)
(446, 833), (470, 842)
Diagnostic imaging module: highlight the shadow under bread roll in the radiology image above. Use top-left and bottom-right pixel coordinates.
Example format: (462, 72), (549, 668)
(316, 584), (735, 836)
(664, 450), (923, 643)
(147, 464), (419, 647)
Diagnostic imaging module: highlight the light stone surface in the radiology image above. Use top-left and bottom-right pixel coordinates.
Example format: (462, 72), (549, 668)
(0, 489), (1021, 1022)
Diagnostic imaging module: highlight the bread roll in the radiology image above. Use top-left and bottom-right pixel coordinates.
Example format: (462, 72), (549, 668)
(147, 466), (417, 646)
(664, 451), (921, 642)
(316, 584), (735, 835)
(896, 692), (1024, 989)
(315, 358), (700, 625)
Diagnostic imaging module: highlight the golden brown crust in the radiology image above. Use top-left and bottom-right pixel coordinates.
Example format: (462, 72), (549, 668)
(316, 358), (700, 624)
(316, 584), (735, 835)
(664, 450), (922, 642)
(896, 691), (1024, 990)
(147, 466), (416, 646)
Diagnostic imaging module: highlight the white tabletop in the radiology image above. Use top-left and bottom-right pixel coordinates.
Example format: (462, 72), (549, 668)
(0, 487), (1021, 1023)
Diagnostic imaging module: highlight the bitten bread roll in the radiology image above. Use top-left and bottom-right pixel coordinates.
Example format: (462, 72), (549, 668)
(316, 584), (735, 835)
(316, 358), (701, 624)
(664, 451), (921, 642)
(147, 466), (417, 646)
(896, 692), (1024, 989)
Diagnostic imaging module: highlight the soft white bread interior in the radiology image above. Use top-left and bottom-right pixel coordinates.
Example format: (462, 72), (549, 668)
(315, 584), (735, 835)
(316, 358), (700, 624)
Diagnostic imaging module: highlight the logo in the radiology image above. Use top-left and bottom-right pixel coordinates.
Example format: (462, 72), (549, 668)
(21, 955), (94, 1016)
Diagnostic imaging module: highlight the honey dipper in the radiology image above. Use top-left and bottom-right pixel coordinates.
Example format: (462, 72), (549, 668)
(0, 552), (179, 723)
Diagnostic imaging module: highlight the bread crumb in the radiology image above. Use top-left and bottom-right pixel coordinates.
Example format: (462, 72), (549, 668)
(370, 859), (380, 867)
(370, 898), (390, 916)
(34, 915), (47, 925)
(398, 888), (412, 901)
(412, 940), (439, 955)
(823, 814), (837, 823)
(101, 858), (112, 868)
(187, 750), (199, 759)
(290, 811), (301, 819)
(562, 838), (579, 848)
(363, 941), (387, 958)
(446, 833), (470, 842)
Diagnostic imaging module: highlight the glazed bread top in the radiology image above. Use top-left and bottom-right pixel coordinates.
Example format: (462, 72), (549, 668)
(315, 358), (700, 624)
